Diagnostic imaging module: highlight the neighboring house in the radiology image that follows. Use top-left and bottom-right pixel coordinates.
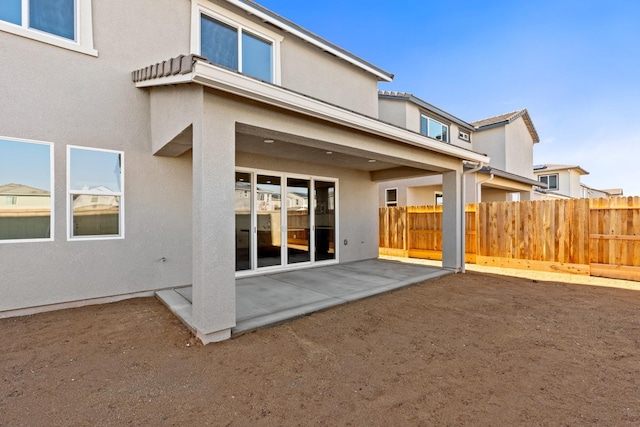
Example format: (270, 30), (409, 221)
(378, 93), (541, 207)
(0, 183), (51, 240)
(0, 0), (488, 343)
(533, 164), (623, 200)
(580, 186), (623, 199)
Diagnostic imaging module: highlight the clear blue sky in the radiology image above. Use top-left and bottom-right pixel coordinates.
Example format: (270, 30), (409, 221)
(258, 0), (640, 196)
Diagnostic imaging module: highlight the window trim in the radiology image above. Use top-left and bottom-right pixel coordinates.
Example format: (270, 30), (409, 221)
(0, 0), (97, 56)
(420, 114), (449, 143)
(190, 0), (282, 85)
(458, 130), (471, 142)
(66, 145), (124, 241)
(435, 191), (443, 206)
(385, 188), (398, 207)
(539, 173), (559, 191)
(0, 136), (54, 244)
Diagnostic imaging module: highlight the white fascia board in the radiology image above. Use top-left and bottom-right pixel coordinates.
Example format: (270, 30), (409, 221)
(192, 63), (488, 163)
(137, 61), (489, 164)
(135, 73), (194, 88)
(223, 0), (393, 83)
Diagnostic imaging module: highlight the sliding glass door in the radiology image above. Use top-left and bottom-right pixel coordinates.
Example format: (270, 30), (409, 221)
(286, 178), (310, 264)
(235, 172), (252, 271)
(235, 169), (336, 274)
(314, 180), (336, 261)
(257, 174), (282, 268)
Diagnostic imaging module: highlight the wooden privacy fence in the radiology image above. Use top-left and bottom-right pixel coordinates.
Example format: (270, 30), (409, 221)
(379, 197), (640, 281)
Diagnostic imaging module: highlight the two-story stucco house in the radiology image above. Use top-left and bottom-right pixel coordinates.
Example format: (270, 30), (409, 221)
(0, 0), (488, 343)
(378, 93), (541, 207)
(533, 164), (623, 199)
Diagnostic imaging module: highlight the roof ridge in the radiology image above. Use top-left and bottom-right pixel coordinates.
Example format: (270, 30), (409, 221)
(471, 109), (524, 125)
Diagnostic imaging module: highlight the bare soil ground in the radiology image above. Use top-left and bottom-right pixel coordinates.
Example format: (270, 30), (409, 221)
(2, 270), (640, 426)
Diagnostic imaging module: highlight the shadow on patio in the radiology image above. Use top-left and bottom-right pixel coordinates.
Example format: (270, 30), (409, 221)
(157, 258), (450, 336)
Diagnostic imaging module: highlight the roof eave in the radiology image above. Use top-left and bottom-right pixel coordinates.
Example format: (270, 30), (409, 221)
(378, 92), (476, 132)
(227, 0), (394, 82)
(135, 59), (489, 164)
(478, 166), (546, 188)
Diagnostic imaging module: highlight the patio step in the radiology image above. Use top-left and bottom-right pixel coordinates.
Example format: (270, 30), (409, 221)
(156, 288), (195, 333)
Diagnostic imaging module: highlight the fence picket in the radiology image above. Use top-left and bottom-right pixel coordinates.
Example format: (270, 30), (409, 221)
(380, 196), (639, 281)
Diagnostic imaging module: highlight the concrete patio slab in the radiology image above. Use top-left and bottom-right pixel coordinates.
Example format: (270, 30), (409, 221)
(156, 258), (450, 337)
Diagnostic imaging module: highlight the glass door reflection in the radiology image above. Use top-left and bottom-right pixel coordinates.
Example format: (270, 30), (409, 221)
(235, 172), (252, 271)
(286, 178), (310, 264)
(257, 175), (282, 268)
(314, 180), (335, 261)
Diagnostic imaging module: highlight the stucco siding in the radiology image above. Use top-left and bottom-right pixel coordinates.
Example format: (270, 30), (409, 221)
(378, 99), (408, 128)
(505, 118), (535, 178)
(472, 126), (506, 169)
(0, 0), (195, 312)
(280, 35), (379, 117)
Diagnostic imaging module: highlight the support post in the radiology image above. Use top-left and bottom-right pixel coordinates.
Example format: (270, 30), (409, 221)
(191, 97), (236, 344)
(442, 169), (463, 272)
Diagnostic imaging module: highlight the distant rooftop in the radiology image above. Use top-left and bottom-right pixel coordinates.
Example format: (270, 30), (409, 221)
(533, 164), (589, 175)
(0, 183), (50, 195)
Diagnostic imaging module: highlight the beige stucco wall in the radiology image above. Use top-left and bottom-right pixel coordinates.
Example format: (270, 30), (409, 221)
(378, 98), (408, 128)
(280, 35), (379, 117)
(407, 186), (441, 206)
(0, 0), (196, 312)
(504, 118), (535, 179)
(472, 126), (506, 170)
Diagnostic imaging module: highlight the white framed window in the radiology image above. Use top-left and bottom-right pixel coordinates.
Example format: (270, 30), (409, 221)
(191, 1), (282, 84)
(458, 130), (471, 142)
(420, 115), (449, 142)
(0, 0), (97, 56)
(67, 146), (124, 240)
(385, 188), (398, 207)
(0, 136), (54, 243)
(539, 174), (558, 191)
(435, 192), (443, 206)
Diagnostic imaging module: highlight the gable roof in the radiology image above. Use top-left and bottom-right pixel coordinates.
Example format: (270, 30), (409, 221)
(472, 109), (540, 143)
(0, 183), (50, 195)
(378, 91), (476, 131)
(227, 0), (394, 82)
(533, 164), (589, 175)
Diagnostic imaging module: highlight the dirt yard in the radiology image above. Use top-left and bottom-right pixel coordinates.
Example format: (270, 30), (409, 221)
(2, 270), (640, 426)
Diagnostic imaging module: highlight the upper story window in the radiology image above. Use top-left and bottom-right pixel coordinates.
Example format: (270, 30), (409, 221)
(539, 174), (558, 191)
(0, 0), (97, 56)
(0, 137), (54, 243)
(193, 2), (282, 84)
(420, 115), (449, 143)
(458, 130), (471, 142)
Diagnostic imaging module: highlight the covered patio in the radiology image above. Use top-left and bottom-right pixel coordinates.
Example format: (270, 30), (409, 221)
(157, 259), (449, 335)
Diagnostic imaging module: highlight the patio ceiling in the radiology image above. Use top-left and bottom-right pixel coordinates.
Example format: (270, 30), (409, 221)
(236, 123), (443, 180)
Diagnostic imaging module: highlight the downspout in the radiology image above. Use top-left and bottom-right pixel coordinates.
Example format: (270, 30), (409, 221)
(461, 162), (485, 273)
(476, 172), (495, 202)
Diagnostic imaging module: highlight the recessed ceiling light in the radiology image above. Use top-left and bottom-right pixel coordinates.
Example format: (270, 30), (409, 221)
(326, 151), (333, 154)
(368, 159), (376, 163)
(264, 139), (274, 144)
